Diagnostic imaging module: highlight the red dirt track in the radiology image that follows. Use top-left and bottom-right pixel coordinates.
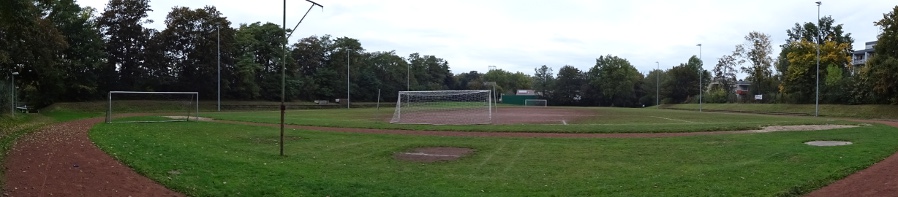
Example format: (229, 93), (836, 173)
(3, 115), (898, 196)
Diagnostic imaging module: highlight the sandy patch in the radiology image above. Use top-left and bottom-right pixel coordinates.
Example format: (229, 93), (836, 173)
(162, 116), (213, 121)
(748, 125), (859, 133)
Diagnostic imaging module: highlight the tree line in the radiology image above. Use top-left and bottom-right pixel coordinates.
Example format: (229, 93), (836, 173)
(2, 0), (898, 108)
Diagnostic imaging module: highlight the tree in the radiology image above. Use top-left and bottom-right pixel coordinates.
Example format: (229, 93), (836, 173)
(781, 40), (850, 103)
(712, 49), (743, 102)
(740, 31), (775, 97)
(232, 22), (287, 100)
(158, 6), (235, 99)
(532, 65), (554, 98)
(98, 0), (153, 91)
(777, 16), (854, 80)
(869, 6), (898, 103)
(661, 56), (703, 104)
(641, 69), (665, 106)
(552, 65), (584, 106)
(590, 55), (640, 107)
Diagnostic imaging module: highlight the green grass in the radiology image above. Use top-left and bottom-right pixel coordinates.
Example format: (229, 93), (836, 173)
(89, 120), (898, 196)
(665, 104), (898, 119)
(202, 107), (846, 133)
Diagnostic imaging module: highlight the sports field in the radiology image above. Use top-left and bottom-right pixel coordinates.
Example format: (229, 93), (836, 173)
(85, 107), (898, 196)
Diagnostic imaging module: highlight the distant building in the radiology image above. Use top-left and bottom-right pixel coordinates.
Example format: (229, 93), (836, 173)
(852, 41), (876, 66)
(707, 80), (751, 100)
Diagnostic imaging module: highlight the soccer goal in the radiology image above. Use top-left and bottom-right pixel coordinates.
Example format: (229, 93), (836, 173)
(524, 99), (548, 107)
(105, 91), (199, 123)
(391, 90), (492, 125)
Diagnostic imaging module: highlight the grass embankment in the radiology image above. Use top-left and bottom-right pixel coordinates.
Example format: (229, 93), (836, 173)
(90, 120), (898, 196)
(664, 104), (898, 119)
(203, 107), (844, 133)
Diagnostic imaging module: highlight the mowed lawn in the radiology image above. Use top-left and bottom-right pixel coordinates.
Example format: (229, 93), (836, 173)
(90, 120), (898, 196)
(202, 107), (848, 133)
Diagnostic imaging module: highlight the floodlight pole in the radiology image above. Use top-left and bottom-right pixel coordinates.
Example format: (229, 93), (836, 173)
(815, 1), (821, 117)
(10, 70), (18, 117)
(655, 61), (659, 107)
(347, 49), (350, 109)
(407, 62), (410, 90)
(282, 0), (323, 156)
(217, 25), (221, 112)
(697, 43), (702, 112)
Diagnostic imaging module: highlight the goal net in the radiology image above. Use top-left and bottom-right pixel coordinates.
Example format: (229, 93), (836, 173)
(106, 91), (199, 123)
(524, 99), (548, 107)
(391, 90), (492, 125)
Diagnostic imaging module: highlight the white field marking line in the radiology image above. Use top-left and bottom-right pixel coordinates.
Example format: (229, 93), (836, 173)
(503, 144), (527, 173)
(650, 116), (696, 123)
(562, 120), (568, 125)
(479, 142), (506, 167)
(403, 152), (461, 157)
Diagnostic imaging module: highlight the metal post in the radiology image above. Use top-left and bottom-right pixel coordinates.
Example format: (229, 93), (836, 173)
(107, 91), (111, 123)
(815, 1), (821, 117)
(280, 0), (286, 157)
(10, 71), (16, 117)
(376, 89), (381, 110)
(347, 49), (350, 109)
(407, 62), (410, 90)
(697, 44), (702, 112)
(655, 61), (659, 107)
(217, 25), (221, 112)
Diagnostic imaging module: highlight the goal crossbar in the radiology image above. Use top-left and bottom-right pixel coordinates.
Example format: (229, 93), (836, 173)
(106, 91), (199, 123)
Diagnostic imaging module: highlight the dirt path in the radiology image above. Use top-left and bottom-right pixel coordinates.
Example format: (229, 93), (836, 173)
(2, 118), (182, 196)
(805, 119), (898, 197)
(2, 117), (896, 196)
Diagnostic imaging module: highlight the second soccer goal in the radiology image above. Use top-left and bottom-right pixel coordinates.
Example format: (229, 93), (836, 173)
(524, 99), (548, 107)
(390, 90), (492, 125)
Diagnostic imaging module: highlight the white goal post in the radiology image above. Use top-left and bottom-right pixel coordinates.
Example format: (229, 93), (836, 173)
(106, 91), (199, 123)
(391, 90), (492, 125)
(524, 99), (548, 107)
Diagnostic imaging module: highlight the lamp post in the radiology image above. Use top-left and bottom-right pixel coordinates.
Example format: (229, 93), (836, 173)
(217, 24), (221, 112)
(281, 0), (323, 156)
(10, 71), (18, 117)
(655, 61), (659, 107)
(692, 44), (701, 112)
(407, 62), (410, 90)
(815, 1), (821, 117)
(346, 49), (350, 109)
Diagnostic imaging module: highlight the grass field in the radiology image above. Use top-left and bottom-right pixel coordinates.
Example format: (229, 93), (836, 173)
(89, 118), (898, 196)
(202, 107), (848, 133)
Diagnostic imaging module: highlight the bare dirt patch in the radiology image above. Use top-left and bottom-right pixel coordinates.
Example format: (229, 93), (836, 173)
(746, 125), (858, 133)
(394, 147), (474, 163)
(162, 116), (213, 121)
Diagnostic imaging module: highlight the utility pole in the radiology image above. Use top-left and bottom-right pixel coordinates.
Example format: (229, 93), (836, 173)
(281, 0), (323, 156)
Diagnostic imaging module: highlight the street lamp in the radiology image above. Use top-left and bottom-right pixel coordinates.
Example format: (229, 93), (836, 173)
(697, 43), (702, 112)
(407, 62), (410, 90)
(281, 0), (323, 156)
(217, 24), (221, 112)
(10, 71), (18, 117)
(655, 61), (659, 107)
(346, 48), (350, 109)
(815, 1), (821, 117)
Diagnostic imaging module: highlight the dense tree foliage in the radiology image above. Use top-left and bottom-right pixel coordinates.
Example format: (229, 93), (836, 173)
(5, 0), (898, 109)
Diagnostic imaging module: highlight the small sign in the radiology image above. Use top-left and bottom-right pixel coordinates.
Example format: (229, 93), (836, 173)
(754, 95), (763, 100)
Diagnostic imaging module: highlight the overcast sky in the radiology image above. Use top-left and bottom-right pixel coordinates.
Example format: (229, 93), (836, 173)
(78, 0), (894, 77)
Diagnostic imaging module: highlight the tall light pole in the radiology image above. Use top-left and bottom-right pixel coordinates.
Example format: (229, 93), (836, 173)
(407, 62), (410, 90)
(10, 71), (18, 117)
(282, 0), (323, 156)
(655, 61), (660, 107)
(697, 43), (702, 112)
(346, 49), (350, 109)
(815, 1), (821, 117)
(217, 24), (221, 112)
